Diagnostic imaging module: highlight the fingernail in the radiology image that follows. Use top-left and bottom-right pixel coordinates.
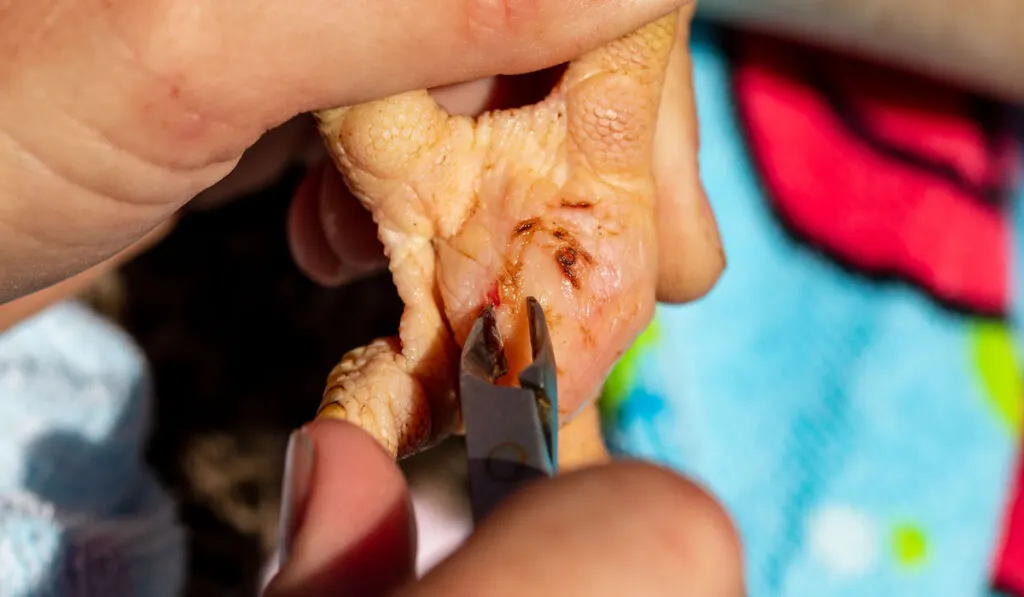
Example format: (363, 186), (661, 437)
(278, 428), (315, 567)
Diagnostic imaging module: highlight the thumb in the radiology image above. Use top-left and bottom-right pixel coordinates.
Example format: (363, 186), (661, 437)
(264, 419), (416, 597)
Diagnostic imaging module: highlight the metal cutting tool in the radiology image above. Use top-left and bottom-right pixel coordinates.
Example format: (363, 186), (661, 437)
(459, 296), (559, 524)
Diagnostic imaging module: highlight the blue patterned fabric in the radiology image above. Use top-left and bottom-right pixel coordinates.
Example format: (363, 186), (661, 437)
(602, 23), (1023, 597)
(0, 302), (184, 597)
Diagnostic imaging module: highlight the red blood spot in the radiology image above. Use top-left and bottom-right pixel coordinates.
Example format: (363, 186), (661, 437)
(486, 283), (501, 308)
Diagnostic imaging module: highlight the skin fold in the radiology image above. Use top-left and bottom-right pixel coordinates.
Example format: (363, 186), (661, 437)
(313, 15), (679, 461)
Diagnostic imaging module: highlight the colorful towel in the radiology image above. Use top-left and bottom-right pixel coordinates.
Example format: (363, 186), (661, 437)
(600, 24), (1024, 597)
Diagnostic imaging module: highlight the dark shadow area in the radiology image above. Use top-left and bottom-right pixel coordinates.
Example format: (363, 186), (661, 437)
(488, 64), (568, 111)
(119, 167), (405, 595)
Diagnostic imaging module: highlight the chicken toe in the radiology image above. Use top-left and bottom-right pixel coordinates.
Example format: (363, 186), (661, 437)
(314, 14), (678, 460)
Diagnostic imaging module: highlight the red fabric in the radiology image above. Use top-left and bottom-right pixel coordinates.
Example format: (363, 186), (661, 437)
(994, 449), (1024, 596)
(729, 33), (1016, 317)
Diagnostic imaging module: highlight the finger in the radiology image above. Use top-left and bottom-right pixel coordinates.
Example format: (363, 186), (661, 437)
(401, 461), (744, 597)
(0, 217), (175, 333)
(653, 6), (726, 303)
(165, 0), (695, 128)
(317, 165), (388, 274)
(26, 0), (696, 176)
(287, 161), (387, 287)
(287, 162), (345, 286)
(264, 419), (416, 597)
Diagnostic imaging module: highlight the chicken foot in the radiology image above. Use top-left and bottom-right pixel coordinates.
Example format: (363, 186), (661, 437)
(313, 14), (677, 460)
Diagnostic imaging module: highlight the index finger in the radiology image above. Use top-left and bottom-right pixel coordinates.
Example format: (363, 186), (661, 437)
(40, 0), (697, 166)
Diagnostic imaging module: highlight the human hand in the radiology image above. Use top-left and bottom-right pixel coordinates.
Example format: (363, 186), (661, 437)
(0, 0), (714, 304)
(0, 218), (174, 334)
(263, 419), (745, 597)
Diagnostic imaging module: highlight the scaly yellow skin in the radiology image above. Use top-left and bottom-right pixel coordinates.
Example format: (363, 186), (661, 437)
(313, 15), (677, 462)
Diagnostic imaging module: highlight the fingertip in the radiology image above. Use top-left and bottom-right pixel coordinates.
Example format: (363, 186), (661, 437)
(286, 161), (388, 288)
(301, 417), (400, 470)
(265, 419), (416, 597)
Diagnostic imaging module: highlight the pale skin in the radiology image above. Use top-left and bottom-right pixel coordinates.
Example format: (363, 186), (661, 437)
(2, 0), (1022, 594)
